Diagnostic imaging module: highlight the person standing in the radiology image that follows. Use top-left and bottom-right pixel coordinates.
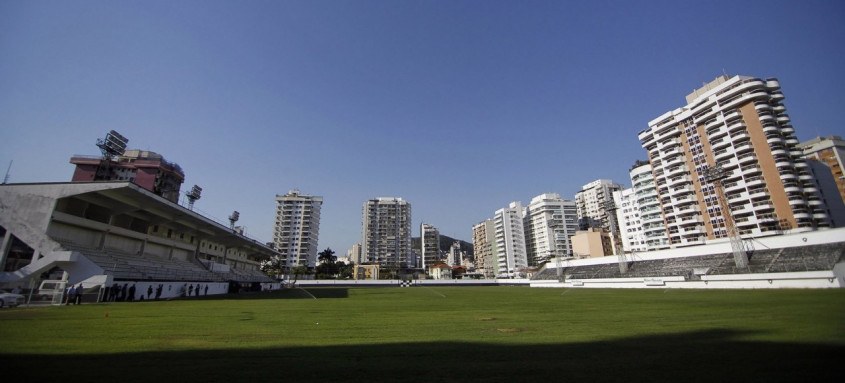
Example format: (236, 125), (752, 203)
(128, 284), (136, 302)
(74, 284), (83, 305)
(147, 285), (153, 299)
(65, 285), (75, 305)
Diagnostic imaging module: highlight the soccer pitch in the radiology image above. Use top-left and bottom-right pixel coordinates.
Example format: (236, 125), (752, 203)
(2, 287), (843, 382)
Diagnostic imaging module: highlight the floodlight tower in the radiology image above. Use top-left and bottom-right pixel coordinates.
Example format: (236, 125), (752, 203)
(702, 164), (749, 269)
(95, 130), (128, 180)
(603, 200), (627, 274)
(185, 185), (202, 211)
(229, 211), (240, 229)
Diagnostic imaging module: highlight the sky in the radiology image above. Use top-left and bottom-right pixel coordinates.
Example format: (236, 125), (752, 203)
(2, 0), (844, 254)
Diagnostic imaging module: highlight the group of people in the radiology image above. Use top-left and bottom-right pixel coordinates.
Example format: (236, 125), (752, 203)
(102, 283), (166, 302)
(64, 284), (83, 305)
(181, 283), (208, 297)
(60, 282), (212, 304)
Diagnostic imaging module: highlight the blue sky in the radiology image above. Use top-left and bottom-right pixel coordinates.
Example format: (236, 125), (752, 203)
(2, 0), (844, 253)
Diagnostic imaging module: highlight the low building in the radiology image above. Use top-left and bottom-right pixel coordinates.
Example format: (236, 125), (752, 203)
(571, 228), (612, 258)
(353, 264), (380, 280)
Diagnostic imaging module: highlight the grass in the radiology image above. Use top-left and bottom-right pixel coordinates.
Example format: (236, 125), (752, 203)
(1, 287), (844, 382)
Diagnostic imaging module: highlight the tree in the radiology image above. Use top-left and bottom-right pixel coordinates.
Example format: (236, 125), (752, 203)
(318, 248), (337, 264)
(315, 248), (339, 279)
(338, 261), (354, 279)
(260, 256), (285, 278)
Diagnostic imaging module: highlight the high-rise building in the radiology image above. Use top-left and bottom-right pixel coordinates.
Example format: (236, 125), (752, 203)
(362, 197), (412, 268)
(492, 202), (528, 278)
(420, 223), (440, 269)
(273, 190), (322, 269)
(615, 161), (669, 253)
(347, 243), (363, 265)
(472, 219), (496, 278)
(524, 193), (578, 265)
(448, 241), (463, 267)
(639, 75), (829, 247)
(798, 136), (845, 226)
(613, 188), (646, 254)
(70, 149), (185, 203)
(575, 179), (624, 254)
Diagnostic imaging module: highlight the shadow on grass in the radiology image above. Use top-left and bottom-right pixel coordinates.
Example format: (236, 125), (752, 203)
(4, 329), (841, 382)
(192, 288), (351, 300)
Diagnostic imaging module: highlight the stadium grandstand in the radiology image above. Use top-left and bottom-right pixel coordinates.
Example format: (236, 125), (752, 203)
(531, 228), (845, 289)
(0, 181), (277, 303)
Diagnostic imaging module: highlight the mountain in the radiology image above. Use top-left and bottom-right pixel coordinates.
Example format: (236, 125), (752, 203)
(411, 234), (473, 256)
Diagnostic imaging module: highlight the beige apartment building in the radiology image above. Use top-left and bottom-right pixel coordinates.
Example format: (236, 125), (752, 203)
(638, 75), (829, 247)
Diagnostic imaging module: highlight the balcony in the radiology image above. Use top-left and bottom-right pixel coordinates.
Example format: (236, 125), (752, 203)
(724, 181), (745, 194)
(713, 148), (733, 162)
(734, 141), (754, 155)
(727, 120), (746, 134)
(664, 155), (685, 168)
(711, 138), (731, 151)
(666, 166), (689, 179)
(737, 153), (756, 165)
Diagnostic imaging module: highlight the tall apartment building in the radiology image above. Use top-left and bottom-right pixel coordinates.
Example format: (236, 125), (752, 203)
(614, 161), (670, 253)
(575, 179), (623, 254)
(472, 219), (496, 278)
(70, 149), (185, 203)
(798, 136), (845, 226)
(347, 243), (363, 265)
(638, 75), (829, 247)
(492, 202), (528, 278)
(420, 223), (440, 269)
(273, 190), (322, 269)
(362, 197), (412, 268)
(523, 193), (578, 265)
(613, 188), (646, 253)
(448, 241), (464, 267)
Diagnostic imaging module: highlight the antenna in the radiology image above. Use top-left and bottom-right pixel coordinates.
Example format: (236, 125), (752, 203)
(2, 160), (12, 184)
(229, 211), (240, 229)
(185, 185), (202, 210)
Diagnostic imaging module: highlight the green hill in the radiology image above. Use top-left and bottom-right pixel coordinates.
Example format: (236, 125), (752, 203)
(411, 234), (473, 257)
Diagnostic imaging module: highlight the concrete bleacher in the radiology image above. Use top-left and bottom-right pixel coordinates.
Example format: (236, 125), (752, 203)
(61, 242), (230, 282)
(532, 242), (845, 282)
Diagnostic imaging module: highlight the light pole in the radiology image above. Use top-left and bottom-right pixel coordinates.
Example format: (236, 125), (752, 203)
(702, 164), (749, 269)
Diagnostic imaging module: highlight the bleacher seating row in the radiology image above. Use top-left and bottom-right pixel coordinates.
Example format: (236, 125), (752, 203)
(532, 242), (845, 281)
(60, 243), (272, 283)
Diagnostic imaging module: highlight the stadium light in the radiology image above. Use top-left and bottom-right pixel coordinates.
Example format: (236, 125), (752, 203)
(186, 185), (202, 210)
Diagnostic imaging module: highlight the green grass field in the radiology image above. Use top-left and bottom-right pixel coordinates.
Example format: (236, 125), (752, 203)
(2, 287), (843, 382)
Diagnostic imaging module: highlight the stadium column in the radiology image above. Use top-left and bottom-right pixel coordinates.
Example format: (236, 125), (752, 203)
(0, 230), (12, 268)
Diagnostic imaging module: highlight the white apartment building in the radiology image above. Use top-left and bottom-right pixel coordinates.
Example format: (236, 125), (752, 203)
(447, 241), (464, 267)
(620, 161), (669, 251)
(638, 75), (829, 247)
(575, 179), (623, 255)
(273, 190), (322, 269)
(613, 188), (647, 254)
(420, 223), (440, 269)
(362, 197), (412, 268)
(798, 136), (845, 226)
(524, 193), (578, 265)
(346, 243), (362, 265)
(492, 202), (528, 278)
(472, 219), (496, 278)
